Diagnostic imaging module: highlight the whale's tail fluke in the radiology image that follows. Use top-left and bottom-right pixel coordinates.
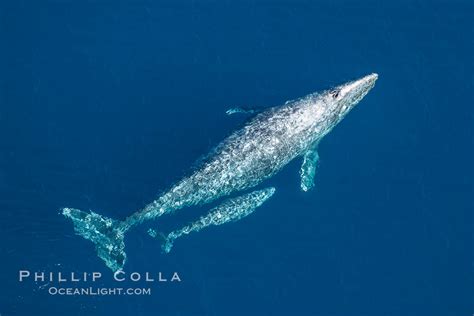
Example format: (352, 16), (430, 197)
(161, 237), (175, 253)
(62, 208), (126, 271)
(147, 228), (174, 253)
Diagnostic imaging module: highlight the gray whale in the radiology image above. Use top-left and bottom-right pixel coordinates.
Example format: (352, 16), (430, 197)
(62, 73), (378, 271)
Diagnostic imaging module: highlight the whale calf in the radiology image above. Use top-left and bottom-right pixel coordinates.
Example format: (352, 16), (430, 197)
(149, 187), (276, 253)
(62, 73), (378, 271)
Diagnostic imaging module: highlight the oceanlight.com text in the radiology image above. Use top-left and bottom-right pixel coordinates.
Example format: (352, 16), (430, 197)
(48, 286), (152, 296)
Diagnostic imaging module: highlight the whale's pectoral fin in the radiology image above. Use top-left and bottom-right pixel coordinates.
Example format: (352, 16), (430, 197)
(300, 147), (320, 192)
(225, 106), (262, 116)
(149, 187), (276, 253)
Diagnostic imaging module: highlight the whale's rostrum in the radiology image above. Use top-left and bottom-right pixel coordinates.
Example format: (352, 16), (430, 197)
(62, 73), (378, 271)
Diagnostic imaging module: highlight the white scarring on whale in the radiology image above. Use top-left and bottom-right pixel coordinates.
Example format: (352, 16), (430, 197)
(62, 73), (378, 271)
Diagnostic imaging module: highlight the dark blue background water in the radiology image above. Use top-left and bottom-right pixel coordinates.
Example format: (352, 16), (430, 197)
(0, 0), (472, 315)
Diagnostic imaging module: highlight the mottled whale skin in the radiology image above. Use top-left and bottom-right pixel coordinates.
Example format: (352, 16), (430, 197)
(62, 73), (378, 271)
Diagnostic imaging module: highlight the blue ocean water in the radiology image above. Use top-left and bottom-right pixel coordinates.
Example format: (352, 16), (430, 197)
(0, 0), (472, 315)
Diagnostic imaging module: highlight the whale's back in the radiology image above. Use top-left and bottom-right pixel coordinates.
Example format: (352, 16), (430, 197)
(163, 102), (318, 207)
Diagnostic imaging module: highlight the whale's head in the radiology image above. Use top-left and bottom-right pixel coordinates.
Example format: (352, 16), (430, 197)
(319, 73), (378, 125)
